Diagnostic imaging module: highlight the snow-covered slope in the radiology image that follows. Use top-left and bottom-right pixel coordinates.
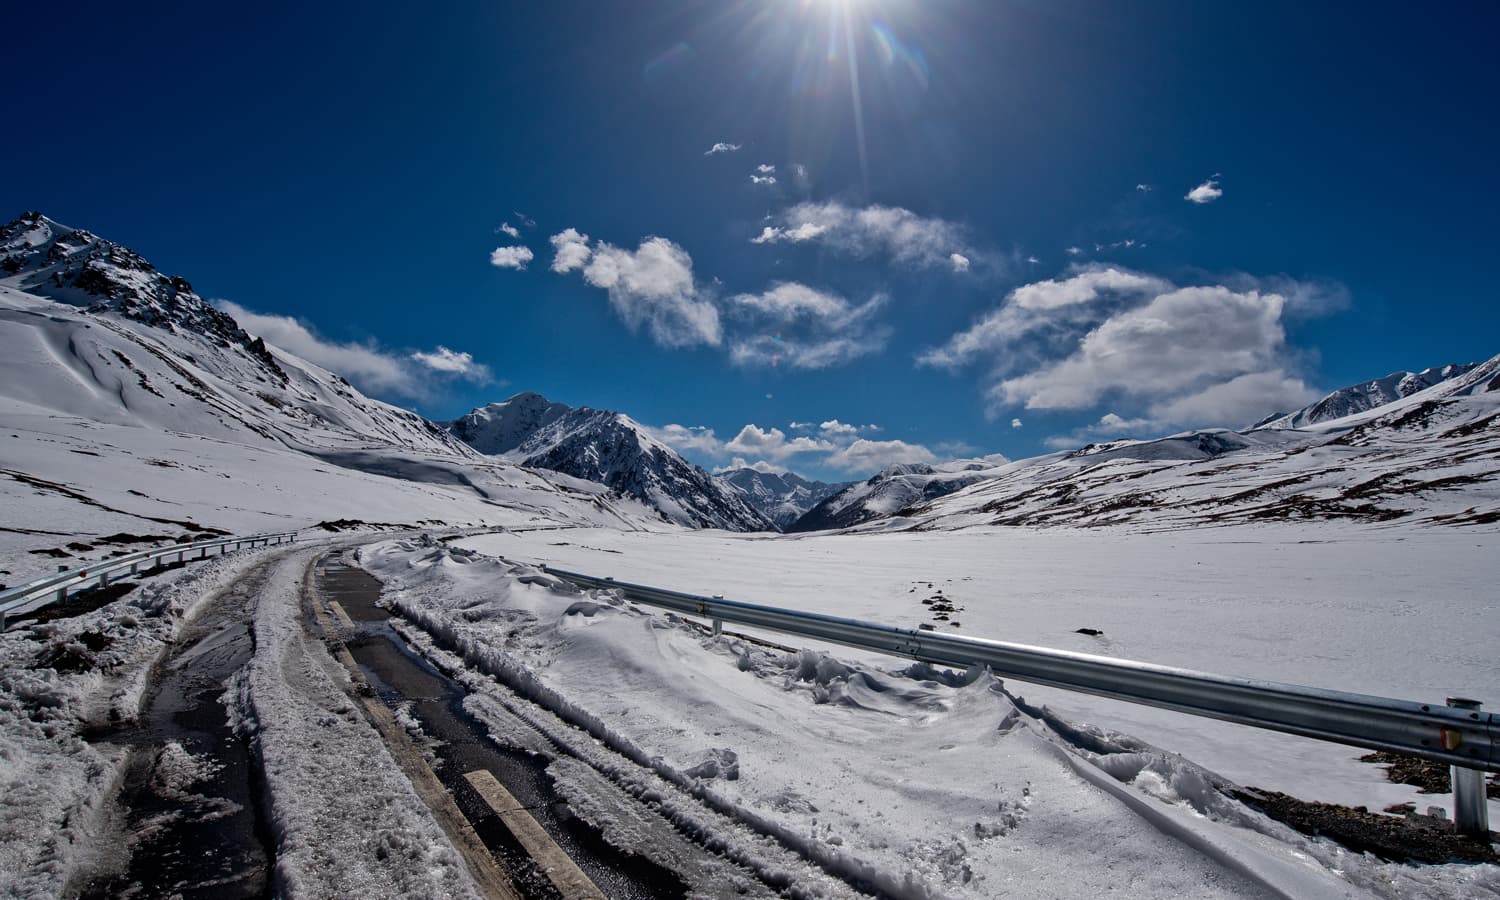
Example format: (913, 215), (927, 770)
(0, 213), (664, 574)
(786, 461), (995, 533)
(1255, 363), (1477, 429)
(447, 393), (774, 532)
(714, 467), (849, 530)
(0, 212), (471, 457)
(857, 355), (1500, 533)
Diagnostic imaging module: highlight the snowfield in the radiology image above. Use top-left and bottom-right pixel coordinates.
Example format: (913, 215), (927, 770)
(2, 213), (1497, 897)
(451, 524), (1499, 820)
(366, 526), (1498, 898)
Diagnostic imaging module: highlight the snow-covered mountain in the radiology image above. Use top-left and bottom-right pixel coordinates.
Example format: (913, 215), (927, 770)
(0, 212), (469, 457)
(835, 356), (1500, 533)
(1254, 363), (1477, 429)
(0, 213), (663, 569)
(447, 392), (571, 454)
(447, 394), (774, 532)
(714, 468), (850, 530)
(786, 462), (994, 533)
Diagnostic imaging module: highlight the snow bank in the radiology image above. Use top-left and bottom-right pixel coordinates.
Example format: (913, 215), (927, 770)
(365, 536), (1500, 898)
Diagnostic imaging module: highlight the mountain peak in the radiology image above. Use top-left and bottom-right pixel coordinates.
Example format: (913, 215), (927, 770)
(0, 212), (284, 379)
(447, 396), (773, 531)
(716, 467), (849, 530)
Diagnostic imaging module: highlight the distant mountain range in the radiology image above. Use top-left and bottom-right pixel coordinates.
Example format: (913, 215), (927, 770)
(715, 468), (850, 530)
(835, 358), (1500, 532)
(3, 210), (1495, 540)
(446, 394), (773, 532)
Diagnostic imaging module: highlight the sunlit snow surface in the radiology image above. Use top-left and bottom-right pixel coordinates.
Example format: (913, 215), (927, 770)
(357, 525), (1500, 897)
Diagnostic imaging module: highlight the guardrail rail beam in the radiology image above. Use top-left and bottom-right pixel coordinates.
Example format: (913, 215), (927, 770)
(544, 565), (1498, 835)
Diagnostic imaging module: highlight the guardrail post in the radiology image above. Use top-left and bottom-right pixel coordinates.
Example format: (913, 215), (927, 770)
(712, 618), (722, 637)
(1447, 698), (1490, 836)
(55, 565), (68, 604)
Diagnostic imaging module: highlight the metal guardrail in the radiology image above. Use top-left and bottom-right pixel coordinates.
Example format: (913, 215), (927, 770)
(544, 565), (1497, 835)
(1, 531), (299, 628)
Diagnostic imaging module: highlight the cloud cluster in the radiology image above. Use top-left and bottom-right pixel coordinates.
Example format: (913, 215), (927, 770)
(920, 265), (1328, 431)
(217, 301), (492, 400)
(726, 283), (891, 370)
(549, 225), (897, 369)
(647, 417), (939, 476)
(705, 142), (742, 156)
(546, 229), (721, 348)
(750, 201), (976, 271)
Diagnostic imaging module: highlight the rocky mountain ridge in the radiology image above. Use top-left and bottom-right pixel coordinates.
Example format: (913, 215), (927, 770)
(447, 394), (774, 532)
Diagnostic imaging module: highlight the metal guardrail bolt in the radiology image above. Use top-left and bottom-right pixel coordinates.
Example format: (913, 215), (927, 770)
(1446, 697), (1490, 836)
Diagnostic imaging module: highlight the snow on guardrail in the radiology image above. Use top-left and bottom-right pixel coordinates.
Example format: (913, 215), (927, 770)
(543, 565), (1497, 835)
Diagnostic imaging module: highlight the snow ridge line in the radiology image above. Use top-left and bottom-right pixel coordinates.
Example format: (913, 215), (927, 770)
(386, 597), (957, 899)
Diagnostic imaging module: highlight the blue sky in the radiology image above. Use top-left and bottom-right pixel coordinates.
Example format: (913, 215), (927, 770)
(5, 1), (1497, 480)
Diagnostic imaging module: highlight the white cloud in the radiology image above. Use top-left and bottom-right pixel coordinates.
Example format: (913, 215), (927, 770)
(824, 439), (937, 473)
(995, 285), (1288, 410)
(409, 346), (483, 377)
(729, 282), (880, 329)
(1043, 435), (1086, 451)
(750, 174), (777, 186)
(1010, 267), (1167, 311)
(725, 424), (834, 461)
(513, 211), (536, 227)
(497, 223), (521, 239)
(756, 164), (776, 174)
(705, 142), (742, 155)
(1186, 177), (1224, 204)
(1147, 370), (1318, 428)
(1136, 183), (1153, 193)
(950, 252), (971, 273)
(650, 418), (938, 477)
(751, 222), (827, 244)
(921, 265), (1337, 430)
(1011, 418), (1022, 429)
(217, 301), (490, 399)
(727, 283), (890, 370)
(1065, 246), (1083, 256)
(549, 228), (593, 273)
(712, 457), (791, 476)
(1091, 412), (1156, 434)
(550, 231), (721, 348)
(489, 246), (534, 270)
(647, 423), (724, 454)
(730, 334), (888, 370)
(751, 201), (975, 270)
(917, 266), (1164, 370)
(1025, 255), (1040, 265)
